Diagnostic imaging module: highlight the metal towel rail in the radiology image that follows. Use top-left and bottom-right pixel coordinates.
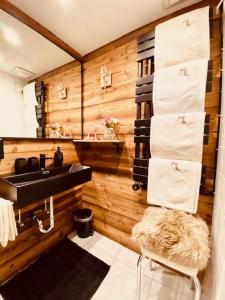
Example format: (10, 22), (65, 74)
(132, 24), (214, 194)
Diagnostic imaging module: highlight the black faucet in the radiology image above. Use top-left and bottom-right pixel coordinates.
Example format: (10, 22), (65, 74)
(40, 154), (52, 170)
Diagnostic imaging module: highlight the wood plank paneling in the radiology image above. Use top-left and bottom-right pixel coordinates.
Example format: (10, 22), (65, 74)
(37, 60), (82, 140)
(0, 0), (220, 285)
(81, 0), (220, 252)
(0, 60), (82, 284)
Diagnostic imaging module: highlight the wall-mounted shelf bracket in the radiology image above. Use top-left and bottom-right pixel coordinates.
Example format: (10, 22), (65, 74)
(73, 140), (122, 154)
(112, 142), (120, 153)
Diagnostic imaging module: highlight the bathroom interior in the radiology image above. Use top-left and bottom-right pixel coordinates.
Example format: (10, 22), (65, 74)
(0, 0), (224, 299)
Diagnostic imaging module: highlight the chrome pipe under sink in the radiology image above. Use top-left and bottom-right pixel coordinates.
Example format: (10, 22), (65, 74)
(32, 196), (54, 233)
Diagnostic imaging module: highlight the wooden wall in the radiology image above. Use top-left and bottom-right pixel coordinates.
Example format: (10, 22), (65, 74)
(37, 60), (82, 139)
(0, 0), (220, 284)
(80, 0), (221, 252)
(0, 61), (82, 284)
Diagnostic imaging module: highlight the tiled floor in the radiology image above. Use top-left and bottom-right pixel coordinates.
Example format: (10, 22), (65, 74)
(68, 231), (196, 300)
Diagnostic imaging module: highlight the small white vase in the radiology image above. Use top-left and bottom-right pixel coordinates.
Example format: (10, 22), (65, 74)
(103, 127), (116, 140)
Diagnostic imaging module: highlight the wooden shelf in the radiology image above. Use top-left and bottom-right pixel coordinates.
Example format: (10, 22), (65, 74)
(73, 139), (120, 143)
(73, 139), (122, 153)
(2, 137), (74, 142)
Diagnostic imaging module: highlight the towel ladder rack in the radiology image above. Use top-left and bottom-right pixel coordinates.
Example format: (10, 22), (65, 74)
(133, 9), (215, 195)
(35, 81), (46, 138)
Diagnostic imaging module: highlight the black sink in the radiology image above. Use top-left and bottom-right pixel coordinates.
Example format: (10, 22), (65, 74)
(0, 164), (92, 208)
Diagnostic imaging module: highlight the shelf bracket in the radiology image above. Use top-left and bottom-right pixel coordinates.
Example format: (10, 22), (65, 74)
(113, 142), (120, 154)
(83, 142), (90, 151)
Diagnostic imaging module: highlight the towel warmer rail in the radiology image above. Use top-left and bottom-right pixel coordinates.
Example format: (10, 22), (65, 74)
(35, 81), (46, 138)
(133, 9), (216, 195)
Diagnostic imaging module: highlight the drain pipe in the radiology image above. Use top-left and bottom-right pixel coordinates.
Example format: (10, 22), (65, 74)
(33, 196), (54, 233)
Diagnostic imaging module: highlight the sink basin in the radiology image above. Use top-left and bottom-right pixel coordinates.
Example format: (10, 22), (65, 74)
(0, 164), (92, 208)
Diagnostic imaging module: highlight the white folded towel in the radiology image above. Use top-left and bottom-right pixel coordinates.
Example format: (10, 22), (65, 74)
(147, 158), (202, 213)
(24, 106), (38, 127)
(23, 82), (38, 106)
(24, 126), (37, 138)
(150, 112), (206, 161)
(23, 82), (38, 137)
(154, 6), (210, 70)
(0, 199), (18, 247)
(153, 59), (208, 115)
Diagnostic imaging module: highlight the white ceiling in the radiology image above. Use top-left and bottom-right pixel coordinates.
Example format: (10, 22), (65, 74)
(9, 0), (202, 56)
(0, 9), (73, 79)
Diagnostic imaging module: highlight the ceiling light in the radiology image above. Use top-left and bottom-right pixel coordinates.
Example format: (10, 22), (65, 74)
(163, 0), (189, 9)
(0, 24), (21, 46)
(56, 0), (73, 9)
(11, 66), (36, 79)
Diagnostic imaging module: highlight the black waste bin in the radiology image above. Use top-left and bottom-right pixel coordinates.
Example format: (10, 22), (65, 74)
(75, 208), (93, 238)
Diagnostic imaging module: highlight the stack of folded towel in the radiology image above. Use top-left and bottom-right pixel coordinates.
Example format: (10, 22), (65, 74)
(0, 198), (18, 247)
(147, 6), (210, 213)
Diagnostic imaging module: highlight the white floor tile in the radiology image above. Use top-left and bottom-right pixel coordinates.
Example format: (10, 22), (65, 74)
(83, 231), (103, 246)
(176, 278), (195, 299)
(141, 258), (158, 279)
(88, 246), (114, 265)
(69, 231), (122, 259)
(116, 246), (140, 269)
(69, 235), (89, 248)
(67, 231), (77, 241)
(147, 280), (179, 300)
(92, 260), (151, 300)
(177, 292), (195, 300)
(151, 263), (185, 290)
(89, 235), (122, 259)
(201, 291), (212, 300)
(68, 231), (194, 300)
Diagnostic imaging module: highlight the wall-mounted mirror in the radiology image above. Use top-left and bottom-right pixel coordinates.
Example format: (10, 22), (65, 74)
(0, 8), (82, 139)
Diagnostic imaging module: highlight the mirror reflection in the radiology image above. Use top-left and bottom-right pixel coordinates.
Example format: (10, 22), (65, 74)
(0, 8), (81, 139)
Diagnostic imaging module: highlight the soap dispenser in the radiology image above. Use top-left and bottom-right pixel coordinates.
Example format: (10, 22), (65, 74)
(54, 147), (63, 167)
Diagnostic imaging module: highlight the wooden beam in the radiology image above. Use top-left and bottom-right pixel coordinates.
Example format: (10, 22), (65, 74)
(0, 0), (83, 62)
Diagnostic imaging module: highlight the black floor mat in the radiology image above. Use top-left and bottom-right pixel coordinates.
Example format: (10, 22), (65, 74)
(0, 238), (110, 300)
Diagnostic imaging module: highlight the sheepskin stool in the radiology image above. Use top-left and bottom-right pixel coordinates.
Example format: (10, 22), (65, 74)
(132, 207), (210, 300)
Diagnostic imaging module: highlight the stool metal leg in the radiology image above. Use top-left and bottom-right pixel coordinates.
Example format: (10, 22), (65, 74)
(149, 258), (153, 271)
(137, 255), (143, 300)
(190, 277), (195, 290)
(193, 275), (201, 300)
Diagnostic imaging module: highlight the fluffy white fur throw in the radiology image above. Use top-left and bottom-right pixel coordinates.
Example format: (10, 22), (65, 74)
(132, 207), (210, 270)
